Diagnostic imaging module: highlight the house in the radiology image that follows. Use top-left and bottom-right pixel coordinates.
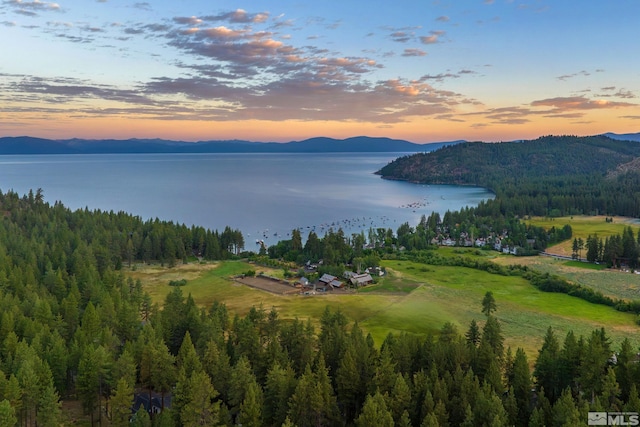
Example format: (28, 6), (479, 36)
(133, 392), (172, 416)
(329, 279), (344, 289)
(296, 277), (310, 288)
(317, 273), (343, 289)
(350, 273), (373, 287)
(343, 271), (357, 279)
(319, 273), (337, 285)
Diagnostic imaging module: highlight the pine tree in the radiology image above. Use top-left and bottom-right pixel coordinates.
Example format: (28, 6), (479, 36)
(228, 356), (258, 420)
(0, 400), (17, 427)
(465, 319), (481, 347)
(534, 327), (561, 403)
(624, 384), (640, 412)
(335, 342), (362, 423)
(180, 370), (220, 427)
(388, 373), (412, 424)
(202, 339), (232, 402)
(110, 377), (134, 427)
(511, 348), (532, 425)
(481, 291), (497, 316)
(356, 392), (394, 427)
(264, 362), (298, 427)
(551, 388), (581, 427)
(176, 331), (202, 377)
(372, 345), (397, 396)
(600, 367), (621, 411)
(237, 380), (264, 427)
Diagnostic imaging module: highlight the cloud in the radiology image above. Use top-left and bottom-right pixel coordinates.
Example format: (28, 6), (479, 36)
(132, 2), (151, 11)
(272, 17), (294, 29)
(2, 74), (157, 106)
(202, 9), (269, 24)
(402, 48), (426, 57)
(418, 69), (475, 83)
(556, 70), (590, 81)
(173, 16), (203, 26)
(419, 73), (459, 82)
(482, 106), (533, 124)
(123, 27), (144, 35)
(5, 0), (60, 10)
(609, 89), (635, 99)
(542, 113), (585, 119)
(390, 31), (411, 43)
(436, 16), (450, 22)
(420, 30), (445, 44)
(434, 114), (465, 122)
(531, 96), (636, 110)
(3, 0), (61, 17)
(1, 20), (17, 26)
(420, 35), (438, 44)
(200, 26), (249, 39)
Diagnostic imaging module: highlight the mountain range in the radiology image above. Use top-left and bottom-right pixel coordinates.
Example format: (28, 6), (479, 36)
(0, 136), (465, 155)
(1, 132), (638, 155)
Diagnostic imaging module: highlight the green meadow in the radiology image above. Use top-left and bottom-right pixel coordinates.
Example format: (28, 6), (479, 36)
(527, 215), (640, 257)
(133, 255), (640, 358)
(494, 215), (640, 301)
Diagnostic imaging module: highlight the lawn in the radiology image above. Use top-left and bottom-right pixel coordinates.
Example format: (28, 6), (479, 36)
(130, 258), (640, 358)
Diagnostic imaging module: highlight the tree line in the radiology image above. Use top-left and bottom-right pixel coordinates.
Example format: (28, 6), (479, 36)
(583, 226), (640, 269)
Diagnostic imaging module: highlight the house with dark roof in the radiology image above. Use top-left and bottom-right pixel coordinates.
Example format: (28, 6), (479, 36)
(319, 273), (337, 285)
(132, 392), (172, 416)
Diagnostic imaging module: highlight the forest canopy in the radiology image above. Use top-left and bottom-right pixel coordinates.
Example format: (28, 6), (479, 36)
(377, 135), (640, 218)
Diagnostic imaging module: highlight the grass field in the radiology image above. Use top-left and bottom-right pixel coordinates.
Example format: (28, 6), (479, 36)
(527, 215), (640, 257)
(492, 255), (640, 302)
(130, 257), (640, 358)
(372, 260), (640, 355)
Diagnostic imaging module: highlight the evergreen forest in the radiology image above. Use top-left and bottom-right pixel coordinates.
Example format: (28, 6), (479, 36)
(2, 132), (640, 426)
(377, 135), (640, 218)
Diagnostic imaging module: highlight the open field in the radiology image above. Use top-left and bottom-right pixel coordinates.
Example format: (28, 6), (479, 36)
(492, 255), (640, 301)
(373, 260), (640, 355)
(527, 215), (640, 257)
(130, 258), (640, 358)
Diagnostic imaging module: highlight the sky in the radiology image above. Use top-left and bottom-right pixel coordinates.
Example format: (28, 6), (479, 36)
(1, 0), (639, 143)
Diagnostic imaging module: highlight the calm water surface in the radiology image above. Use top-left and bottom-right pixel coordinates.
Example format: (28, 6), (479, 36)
(0, 153), (493, 244)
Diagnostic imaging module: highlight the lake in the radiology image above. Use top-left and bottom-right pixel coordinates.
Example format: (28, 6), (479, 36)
(0, 152), (493, 245)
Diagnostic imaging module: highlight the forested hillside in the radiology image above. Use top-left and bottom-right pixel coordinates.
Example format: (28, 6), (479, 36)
(377, 135), (640, 217)
(0, 188), (638, 426)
